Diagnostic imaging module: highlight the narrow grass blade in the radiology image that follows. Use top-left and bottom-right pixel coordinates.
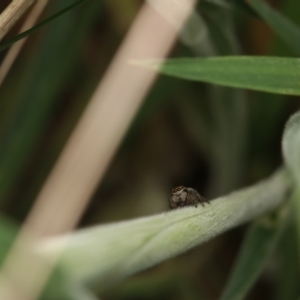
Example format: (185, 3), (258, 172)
(133, 56), (300, 95)
(189, 5), (247, 197)
(248, 0), (300, 55)
(220, 209), (289, 300)
(0, 217), (18, 266)
(38, 169), (291, 289)
(276, 223), (300, 300)
(0, 0), (90, 53)
(200, 0), (256, 16)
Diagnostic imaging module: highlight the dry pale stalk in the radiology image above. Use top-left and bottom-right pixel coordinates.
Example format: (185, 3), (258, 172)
(0, 0), (36, 42)
(0, 1), (197, 300)
(0, 0), (48, 86)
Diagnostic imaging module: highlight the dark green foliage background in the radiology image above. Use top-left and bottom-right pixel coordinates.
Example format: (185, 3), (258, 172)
(0, 0), (299, 299)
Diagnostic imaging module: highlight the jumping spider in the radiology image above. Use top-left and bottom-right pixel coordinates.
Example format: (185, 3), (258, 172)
(169, 186), (209, 209)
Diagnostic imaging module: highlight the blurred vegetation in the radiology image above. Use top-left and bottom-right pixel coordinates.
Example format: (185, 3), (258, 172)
(0, 0), (300, 299)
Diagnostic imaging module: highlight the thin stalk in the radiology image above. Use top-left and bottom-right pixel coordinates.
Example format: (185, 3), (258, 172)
(0, 0), (48, 86)
(0, 0), (36, 41)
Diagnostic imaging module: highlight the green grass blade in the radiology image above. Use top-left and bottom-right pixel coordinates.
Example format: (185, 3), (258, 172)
(276, 223), (300, 300)
(38, 169), (291, 289)
(0, 217), (18, 267)
(220, 210), (289, 300)
(0, 0), (90, 53)
(133, 56), (300, 95)
(200, 0), (256, 16)
(248, 0), (300, 55)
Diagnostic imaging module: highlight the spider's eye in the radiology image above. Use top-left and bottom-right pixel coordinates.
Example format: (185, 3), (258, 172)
(171, 186), (185, 193)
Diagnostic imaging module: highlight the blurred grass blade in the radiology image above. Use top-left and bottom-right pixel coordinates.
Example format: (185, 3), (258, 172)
(0, 217), (18, 266)
(195, 7), (247, 196)
(200, 0), (256, 16)
(38, 169), (291, 289)
(0, 0), (90, 53)
(248, 0), (300, 55)
(282, 112), (300, 256)
(0, 216), (92, 300)
(276, 222), (300, 300)
(134, 56), (300, 95)
(220, 209), (289, 300)
(0, 0), (102, 202)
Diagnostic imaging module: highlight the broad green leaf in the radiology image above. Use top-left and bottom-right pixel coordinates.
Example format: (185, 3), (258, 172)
(248, 0), (300, 55)
(38, 169), (291, 290)
(220, 209), (289, 300)
(133, 56), (300, 95)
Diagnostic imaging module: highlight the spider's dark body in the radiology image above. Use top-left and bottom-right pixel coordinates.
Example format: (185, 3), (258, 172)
(169, 186), (209, 209)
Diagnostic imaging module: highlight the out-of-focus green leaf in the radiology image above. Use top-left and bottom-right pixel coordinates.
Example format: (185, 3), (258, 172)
(248, 0), (300, 55)
(134, 56), (300, 95)
(276, 222), (300, 300)
(249, 94), (286, 164)
(0, 0), (91, 53)
(220, 208), (290, 300)
(0, 217), (17, 266)
(103, 270), (200, 300)
(200, 0), (256, 16)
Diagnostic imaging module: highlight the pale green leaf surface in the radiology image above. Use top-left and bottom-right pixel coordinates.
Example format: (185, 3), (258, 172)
(38, 169), (291, 288)
(67, 284), (99, 300)
(248, 0), (300, 55)
(133, 56), (300, 95)
(282, 112), (300, 256)
(282, 112), (300, 184)
(220, 210), (289, 300)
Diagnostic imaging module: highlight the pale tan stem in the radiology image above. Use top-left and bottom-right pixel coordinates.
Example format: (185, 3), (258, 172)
(0, 0), (48, 86)
(0, 0), (36, 41)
